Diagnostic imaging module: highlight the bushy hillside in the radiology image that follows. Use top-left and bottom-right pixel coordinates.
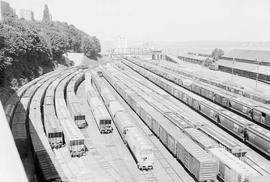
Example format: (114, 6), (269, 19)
(0, 17), (100, 89)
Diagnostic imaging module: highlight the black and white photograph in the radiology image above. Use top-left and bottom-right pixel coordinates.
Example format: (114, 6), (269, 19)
(1, 0), (270, 182)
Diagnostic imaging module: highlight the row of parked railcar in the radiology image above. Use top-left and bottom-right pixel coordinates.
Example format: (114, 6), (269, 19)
(135, 58), (270, 130)
(115, 62), (250, 157)
(142, 57), (270, 104)
(10, 69), (64, 158)
(4, 69), (66, 127)
(123, 58), (270, 158)
(86, 71), (113, 133)
(104, 64), (268, 182)
(43, 70), (76, 149)
(129, 58), (270, 130)
(66, 72), (87, 129)
(55, 71), (86, 157)
(103, 65), (220, 181)
(29, 71), (69, 181)
(89, 69), (154, 170)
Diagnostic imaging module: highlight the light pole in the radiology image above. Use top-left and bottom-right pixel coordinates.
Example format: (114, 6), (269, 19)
(256, 59), (260, 88)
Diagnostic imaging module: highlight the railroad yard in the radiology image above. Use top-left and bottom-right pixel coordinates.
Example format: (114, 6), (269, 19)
(2, 55), (270, 182)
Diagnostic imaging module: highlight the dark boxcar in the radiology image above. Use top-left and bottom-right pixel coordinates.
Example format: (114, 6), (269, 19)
(252, 106), (270, 128)
(218, 110), (252, 140)
(199, 100), (221, 123)
(229, 97), (253, 118)
(214, 92), (230, 107)
(246, 125), (270, 157)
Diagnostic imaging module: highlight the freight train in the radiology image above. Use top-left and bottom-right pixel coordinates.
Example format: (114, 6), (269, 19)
(130, 58), (270, 129)
(86, 71), (113, 133)
(89, 69), (154, 170)
(102, 65), (269, 182)
(122, 58), (270, 158)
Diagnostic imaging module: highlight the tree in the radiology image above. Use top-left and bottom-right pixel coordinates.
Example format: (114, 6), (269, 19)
(82, 36), (101, 60)
(211, 48), (224, 61)
(42, 4), (51, 23)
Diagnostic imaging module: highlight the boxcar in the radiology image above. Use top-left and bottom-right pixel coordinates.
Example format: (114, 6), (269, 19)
(199, 100), (222, 123)
(68, 102), (87, 129)
(103, 91), (117, 107)
(114, 111), (136, 141)
(126, 127), (154, 170)
(209, 148), (260, 182)
(252, 106), (270, 128)
(218, 110), (253, 140)
(56, 100), (86, 157)
(90, 97), (113, 133)
(43, 114), (64, 148)
(175, 132), (218, 182)
(184, 128), (219, 150)
(245, 125), (270, 156)
(108, 101), (124, 118)
(214, 91), (230, 107)
(229, 97), (253, 118)
(198, 125), (248, 157)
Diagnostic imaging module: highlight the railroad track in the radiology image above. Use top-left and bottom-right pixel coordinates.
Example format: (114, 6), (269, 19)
(81, 129), (125, 182)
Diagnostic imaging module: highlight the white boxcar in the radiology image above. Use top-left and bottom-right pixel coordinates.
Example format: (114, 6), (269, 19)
(209, 148), (261, 182)
(125, 127), (154, 170)
(43, 114), (64, 149)
(114, 111), (136, 141)
(108, 101), (124, 118)
(103, 91), (117, 107)
(90, 97), (113, 133)
(55, 99), (86, 157)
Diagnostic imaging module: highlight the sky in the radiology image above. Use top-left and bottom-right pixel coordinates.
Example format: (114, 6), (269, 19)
(4, 0), (270, 42)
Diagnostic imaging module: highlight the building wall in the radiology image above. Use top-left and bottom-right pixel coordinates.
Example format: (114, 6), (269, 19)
(0, 1), (16, 19)
(19, 9), (34, 21)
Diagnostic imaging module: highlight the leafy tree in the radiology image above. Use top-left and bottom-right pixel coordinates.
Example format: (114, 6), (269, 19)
(82, 36), (101, 59)
(0, 16), (101, 88)
(211, 48), (224, 61)
(42, 4), (51, 23)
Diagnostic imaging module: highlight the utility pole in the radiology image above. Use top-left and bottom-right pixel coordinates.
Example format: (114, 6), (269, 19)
(231, 57), (235, 81)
